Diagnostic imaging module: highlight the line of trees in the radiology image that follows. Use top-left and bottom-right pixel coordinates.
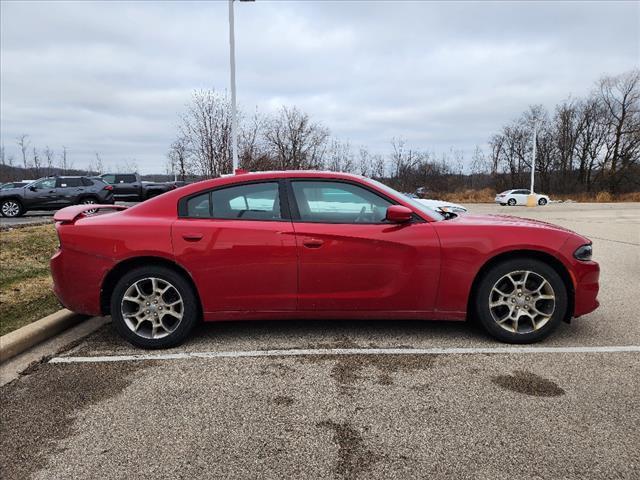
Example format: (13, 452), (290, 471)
(481, 70), (640, 194)
(169, 70), (639, 195)
(0, 139), (140, 181)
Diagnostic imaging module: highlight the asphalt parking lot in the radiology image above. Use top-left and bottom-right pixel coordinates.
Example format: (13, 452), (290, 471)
(1, 202), (639, 479)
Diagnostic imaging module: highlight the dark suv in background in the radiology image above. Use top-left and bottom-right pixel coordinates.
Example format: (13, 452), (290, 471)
(98, 173), (175, 201)
(0, 176), (114, 217)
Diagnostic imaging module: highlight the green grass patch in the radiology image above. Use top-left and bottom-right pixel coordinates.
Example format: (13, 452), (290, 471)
(0, 225), (61, 335)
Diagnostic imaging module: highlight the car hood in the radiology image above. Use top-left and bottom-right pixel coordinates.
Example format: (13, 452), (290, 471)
(448, 213), (575, 233)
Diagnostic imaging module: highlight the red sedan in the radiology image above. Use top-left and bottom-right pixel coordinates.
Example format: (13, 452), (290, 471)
(50, 171), (599, 348)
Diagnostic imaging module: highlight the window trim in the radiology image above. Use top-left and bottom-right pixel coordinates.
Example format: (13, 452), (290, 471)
(284, 178), (423, 225)
(178, 179), (291, 222)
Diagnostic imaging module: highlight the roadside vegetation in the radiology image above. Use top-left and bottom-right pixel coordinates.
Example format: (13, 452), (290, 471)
(0, 224), (60, 335)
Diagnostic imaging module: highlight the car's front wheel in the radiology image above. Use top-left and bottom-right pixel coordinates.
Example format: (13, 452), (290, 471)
(507, 198), (517, 206)
(474, 258), (568, 343)
(1, 199), (24, 217)
(111, 266), (199, 348)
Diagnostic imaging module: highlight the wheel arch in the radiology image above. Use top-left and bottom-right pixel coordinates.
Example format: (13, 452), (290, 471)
(467, 249), (575, 322)
(100, 256), (203, 317)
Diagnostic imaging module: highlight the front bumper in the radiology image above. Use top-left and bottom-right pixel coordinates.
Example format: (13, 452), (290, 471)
(572, 260), (600, 317)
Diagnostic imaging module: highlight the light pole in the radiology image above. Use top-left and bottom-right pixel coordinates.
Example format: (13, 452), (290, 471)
(228, 0), (238, 173)
(530, 120), (537, 194)
(228, 0), (254, 174)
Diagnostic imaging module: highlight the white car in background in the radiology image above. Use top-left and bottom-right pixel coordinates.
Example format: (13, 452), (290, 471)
(415, 198), (468, 214)
(495, 189), (550, 206)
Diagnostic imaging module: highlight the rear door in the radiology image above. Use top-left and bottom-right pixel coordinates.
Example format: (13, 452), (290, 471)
(55, 177), (83, 206)
(288, 179), (440, 312)
(114, 174), (139, 196)
(171, 180), (298, 313)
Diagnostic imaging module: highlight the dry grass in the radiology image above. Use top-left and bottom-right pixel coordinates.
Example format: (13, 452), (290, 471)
(0, 224), (61, 335)
(434, 189), (640, 203)
(433, 188), (496, 203)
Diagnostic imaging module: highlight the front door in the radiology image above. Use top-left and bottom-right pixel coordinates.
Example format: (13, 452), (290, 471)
(23, 178), (59, 209)
(288, 180), (440, 312)
(171, 181), (297, 313)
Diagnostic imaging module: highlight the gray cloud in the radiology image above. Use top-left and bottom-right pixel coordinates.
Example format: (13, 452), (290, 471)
(1, 0), (638, 173)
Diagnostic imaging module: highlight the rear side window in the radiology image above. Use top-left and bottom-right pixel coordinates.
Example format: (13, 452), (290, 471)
(186, 192), (211, 218)
(183, 182), (281, 221)
(57, 177), (82, 188)
(116, 174), (137, 183)
(82, 178), (94, 186)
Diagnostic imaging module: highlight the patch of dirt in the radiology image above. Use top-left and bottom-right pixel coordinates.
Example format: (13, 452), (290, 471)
(492, 370), (565, 397)
(300, 354), (437, 395)
(273, 395), (295, 406)
(258, 361), (296, 378)
(307, 334), (360, 349)
(316, 420), (377, 480)
(0, 362), (145, 480)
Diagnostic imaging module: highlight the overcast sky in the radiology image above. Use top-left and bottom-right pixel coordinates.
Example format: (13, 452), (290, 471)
(1, 1), (638, 174)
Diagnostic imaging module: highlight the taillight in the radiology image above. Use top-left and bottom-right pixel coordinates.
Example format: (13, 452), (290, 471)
(104, 185), (114, 191)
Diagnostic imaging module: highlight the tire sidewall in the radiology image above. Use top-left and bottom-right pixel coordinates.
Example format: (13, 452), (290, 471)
(538, 198), (548, 206)
(475, 258), (568, 343)
(1, 199), (24, 217)
(507, 198), (516, 206)
(110, 265), (199, 349)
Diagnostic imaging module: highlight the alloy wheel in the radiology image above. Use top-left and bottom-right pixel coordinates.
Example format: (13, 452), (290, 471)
(1, 201), (20, 217)
(121, 277), (184, 339)
(81, 198), (98, 214)
(488, 270), (555, 334)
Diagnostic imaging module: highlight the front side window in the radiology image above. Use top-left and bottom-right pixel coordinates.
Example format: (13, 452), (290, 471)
(184, 182), (282, 221)
(32, 178), (56, 189)
(291, 181), (392, 223)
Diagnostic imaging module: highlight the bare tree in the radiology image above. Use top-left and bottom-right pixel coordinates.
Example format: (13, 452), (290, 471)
(16, 134), (30, 170)
(264, 106), (329, 170)
(32, 147), (42, 177)
(167, 137), (190, 181)
(598, 70), (640, 192)
(325, 139), (354, 172)
(43, 146), (55, 176)
(94, 153), (104, 174)
(179, 89), (233, 178)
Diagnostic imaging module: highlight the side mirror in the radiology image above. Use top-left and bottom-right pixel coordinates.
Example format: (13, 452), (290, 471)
(29, 185), (37, 191)
(386, 205), (413, 223)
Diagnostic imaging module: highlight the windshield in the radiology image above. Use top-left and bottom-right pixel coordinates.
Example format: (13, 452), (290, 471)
(367, 179), (445, 221)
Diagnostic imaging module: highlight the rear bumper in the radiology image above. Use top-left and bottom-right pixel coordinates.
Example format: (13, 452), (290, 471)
(572, 260), (600, 317)
(51, 248), (113, 316)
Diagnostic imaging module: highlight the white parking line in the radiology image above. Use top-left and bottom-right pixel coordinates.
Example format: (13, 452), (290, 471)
(49, 345), (640, 364)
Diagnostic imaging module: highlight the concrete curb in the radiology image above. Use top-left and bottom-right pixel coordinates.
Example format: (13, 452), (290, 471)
(0, 309), (86, 364)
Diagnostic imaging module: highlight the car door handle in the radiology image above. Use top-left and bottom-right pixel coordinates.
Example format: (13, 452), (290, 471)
(182, 233), (203, 242)
(303, 238), (324, 248)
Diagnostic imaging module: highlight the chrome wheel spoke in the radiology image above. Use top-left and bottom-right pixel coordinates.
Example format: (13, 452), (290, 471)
(488, 270), (555, 334)
(121, 277), (184, 340)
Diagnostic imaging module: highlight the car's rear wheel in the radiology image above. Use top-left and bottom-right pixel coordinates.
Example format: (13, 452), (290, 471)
(80, 196), (99, 214)
(474, 258), (568, 343)
(507, 198), (517, 206)
(111, 266), (198, 348)
(1, 199), (24, 217)
(538, 197), (548, 206)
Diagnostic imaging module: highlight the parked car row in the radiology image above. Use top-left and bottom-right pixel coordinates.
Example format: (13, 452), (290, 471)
(0, 173), (181, 217)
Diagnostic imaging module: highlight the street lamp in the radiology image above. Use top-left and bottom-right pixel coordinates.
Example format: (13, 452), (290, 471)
(530, 120), (537, 194)
(228, 0), (254, 174)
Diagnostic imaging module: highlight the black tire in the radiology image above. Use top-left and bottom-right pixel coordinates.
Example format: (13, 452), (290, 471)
(79, 196), (99, 214)
(474, 257), (568, 344)
(507, 198), (517, 206)
(0, 198), (25, 217)
(110, 265), (199, 348)
(538, 198), (548, 206)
